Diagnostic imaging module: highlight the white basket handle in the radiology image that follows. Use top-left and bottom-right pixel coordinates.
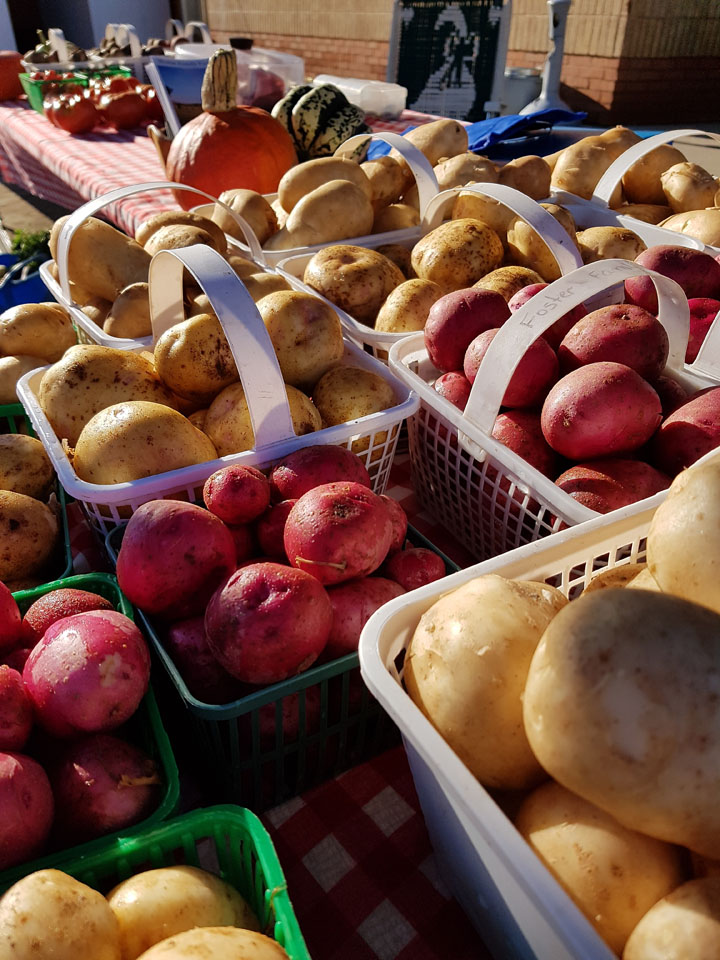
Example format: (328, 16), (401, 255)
(422, 182), (584, 277)
(102, 23), (143, 58)
(47, 28), (69, 62)
(165, 18), (184, 41)
(462, 259), (690, 438)
(149, 245), (296, 448)
(691, 306), (720, 379)
(56, 181), (267, 305)
(593, 129), (720, 207)
(184, 21), (212, 43)
(335, 131), (439, 218)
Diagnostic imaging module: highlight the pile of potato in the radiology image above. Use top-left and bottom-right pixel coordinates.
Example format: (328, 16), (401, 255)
(0, 863), (287, 958)
(405, 455), (720, 959)
(0, 434), (60, 590)
(0, 302), (76, 403)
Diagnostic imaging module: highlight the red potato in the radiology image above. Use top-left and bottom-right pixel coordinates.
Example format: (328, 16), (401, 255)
(49, 734), (160, 842)
(205, 562), (333, 684)
(203, 465), (271, 525)
(163, 616), (245, 704)
(380, 495), (408, 554)
(653, 374), (689, 416)
(625, 245), (720, 314)
(116, 500), (236, 620)
(0, 582), (21, 654)
(686, 298), (720, 363)
(269, 445), (371, 501)
(491, 410), (558, 478)
(508, 283), (588, 351)
(464, 328), (558, 408)
(434, 370), (472, 411)
(0, 665), (32, 751)
(541, 362), (662, 460)
(383, 548), (446, 592)
(652, 386), (720, 475)
(555, 459), (671, 514)
(228, 523), (256, 565)
(424, 288), (511, 373)
(558, 304), (669, 382)
(20, 588), (114, 647)
(284, 482), (393, 585)
(0, 752), (54, 869)
(256, 499), (297, 560)
(325, 577), (405, 660)
(1, 647), (31, 672)
(23, 609), (150, 738)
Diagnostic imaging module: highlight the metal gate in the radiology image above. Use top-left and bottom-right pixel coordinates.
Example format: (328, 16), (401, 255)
(387, 0), (505, 122)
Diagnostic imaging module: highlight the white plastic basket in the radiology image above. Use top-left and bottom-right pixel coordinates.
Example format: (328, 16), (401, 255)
(277, 182), (584, 362)
(551, 128), (720, 255)
(192, 131), (440, 270)
(388, 258), (720, 562)
(40, 181), (270, 351)
(19, 244), (418, 536)
(25, 24), (152, 80)
(358, 490), (672, 960)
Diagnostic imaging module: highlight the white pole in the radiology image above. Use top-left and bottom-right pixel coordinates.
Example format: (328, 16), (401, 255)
(519, 0), (572, 114)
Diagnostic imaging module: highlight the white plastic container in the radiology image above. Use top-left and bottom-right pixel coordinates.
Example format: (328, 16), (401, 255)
(277, 181), (584, 361)
(358, 489), (678, 960)
(20, 244), (418, 536)
(388, 259), (719, 561)
(313, 74), (408, 119)
(40, 181), (269, 351)
(174, 43), (305, 105)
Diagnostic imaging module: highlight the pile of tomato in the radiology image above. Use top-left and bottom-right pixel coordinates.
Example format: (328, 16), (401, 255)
(36, 71), (163, 134)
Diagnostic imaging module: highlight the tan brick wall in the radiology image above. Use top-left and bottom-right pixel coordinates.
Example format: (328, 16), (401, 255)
(205, 0), (393, 43)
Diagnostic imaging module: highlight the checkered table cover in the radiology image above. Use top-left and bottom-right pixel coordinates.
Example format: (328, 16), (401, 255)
(0, 100), (451, 236)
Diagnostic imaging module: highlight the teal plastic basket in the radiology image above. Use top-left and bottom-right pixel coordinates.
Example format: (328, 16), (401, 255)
(105, 524), (458, 810)
(0, 573), (180, 888)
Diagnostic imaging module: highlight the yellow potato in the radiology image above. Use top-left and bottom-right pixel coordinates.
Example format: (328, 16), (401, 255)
(375, 279), (444, 333)
(225, 254), (260, 279)
(39, 345), (179, 446)
(624, 878), (720, 960)
(0, 489), (58, 581)
(257, 290), (343, 390)
(0, 302), (76, 362)
(497, 155), (551, 200)
(312, 364), (398, 455)
(213, 189), (278, 245)
(626, 566), (663, 592)
(435, 152), (498, 189)
(241, 273), (292, 302)
(516, 781), (684, 955)
(411, 218), (504, 292)
(506, 203), (578, 282)
(0, 354), (45, 403)
(621, 143), (687, 205)
(154, 313), (238, 405)
(360, 155), (406, 210)
(576, 225), (646, 264)
(375, 244), (415, 278)
(107, 865), (258, 960)
(104, 282), (152, 339)
(81, 294), (112, 327)
(661, 161), (719, 213)
(372, 203), (420, 233)
(472, 265), (544, 301)
(74, 401), (218, 484)
(277, 156), (373, 212)
(451, 192), (514, 248)
(584, 562), (646, 593)
(134, 926), (288, 959)
(0, 869), (121, 960)
(135, 211), (226, 253)
(0, 434), (53, 500)
(659, 207), (720, 245)
(405, 575), (567, 790)
(303, 245), (405, 324)
(551, 126), (641, 201)
(396, 118), (469, 172)
(205, 381), (321, 455)
(144, 225), (224, 257)
(616, 203), (673, 224)
(50, 215), (151, 302)
(264, 180), (374, 251)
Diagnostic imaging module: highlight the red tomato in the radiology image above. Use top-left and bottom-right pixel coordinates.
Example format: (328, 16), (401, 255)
(42, 96), (59, 125)
(137, 85), (163, 122)
(102, 75), (137, 95)
(99, 91), (147, 129)
(52, 95), (99, 134)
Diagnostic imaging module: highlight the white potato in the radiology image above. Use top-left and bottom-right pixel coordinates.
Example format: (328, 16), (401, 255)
(623, 878), (720, 960)
(135, 927), (287, 958)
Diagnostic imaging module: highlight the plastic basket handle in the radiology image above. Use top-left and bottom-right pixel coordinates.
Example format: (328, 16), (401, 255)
(462, 259), (690, 437)
(165, 19), (184, 41)
(47, 28), (69, 62)
(55, 181), (267, 305)
(593, 129), (720, 207)
(691, 306), (720, 379)
(184, 21), (212, 43)
(422, 182), (584, 277)
(103, 23), (142, 59)
(149, 245), (297, 448)
(335, 131), (439, 218)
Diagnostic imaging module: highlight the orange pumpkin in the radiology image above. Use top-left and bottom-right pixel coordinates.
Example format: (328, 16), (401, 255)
(165, 49), (297, 210)
(0, 51), (23, 102)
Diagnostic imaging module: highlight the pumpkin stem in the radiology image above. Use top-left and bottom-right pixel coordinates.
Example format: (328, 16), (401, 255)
(201, 49), (238, 113)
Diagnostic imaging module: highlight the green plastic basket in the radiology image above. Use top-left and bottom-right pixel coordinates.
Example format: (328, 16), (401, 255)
(0, 572), (180, 888)
(19, 72), (90, 113)
(0, 402), (73, 584)
(27, 805), (310, 960)
(105, 524), (458, 810)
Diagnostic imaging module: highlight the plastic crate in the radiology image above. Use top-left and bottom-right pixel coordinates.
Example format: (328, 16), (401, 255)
(0, 253), (50, 309)
(19, 72), (89, 113)
(0, 572), (180, 888)
(105, 523), (458, 810)
(358, 496), (672, 960)
(20, 805), (310, 959)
